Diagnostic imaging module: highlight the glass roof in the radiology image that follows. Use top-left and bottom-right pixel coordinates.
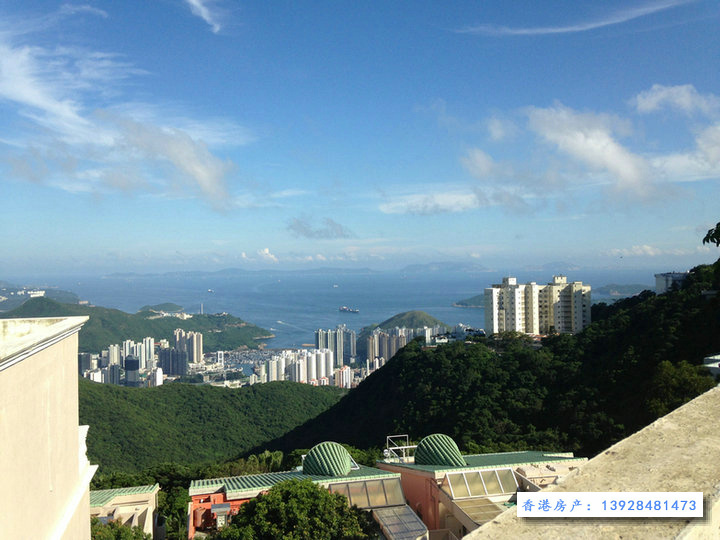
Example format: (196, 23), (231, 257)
(441, 468), (518, 500)
(453, 498), (507, 526)
(329, 478), (405, 509)
(373, 505), (428, 540)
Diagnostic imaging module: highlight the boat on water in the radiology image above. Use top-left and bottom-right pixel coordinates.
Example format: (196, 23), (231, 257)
(339, 306), (359, 313)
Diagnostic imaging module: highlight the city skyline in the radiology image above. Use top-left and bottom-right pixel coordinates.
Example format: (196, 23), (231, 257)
(1, 1), (719, 276)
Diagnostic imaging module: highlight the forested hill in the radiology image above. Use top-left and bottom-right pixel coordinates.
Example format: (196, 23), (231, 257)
(0, 297), (271, 353)
(262, 258), (720, 458)
(79, 379), (345, 473)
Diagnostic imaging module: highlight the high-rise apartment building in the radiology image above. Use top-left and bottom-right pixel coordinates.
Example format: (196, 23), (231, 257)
(187, 331), (203, 363)
(485, 275), (591, 335)
(315, 325), (355, 367)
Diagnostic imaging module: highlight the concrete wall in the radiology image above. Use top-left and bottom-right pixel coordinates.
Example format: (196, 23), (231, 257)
(0, 317), (95, 539)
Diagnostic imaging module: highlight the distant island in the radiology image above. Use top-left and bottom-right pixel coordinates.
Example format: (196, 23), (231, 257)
(0, 297), (273, 353)
(139, 302), (184, 313)
(0, 283), (79, 312)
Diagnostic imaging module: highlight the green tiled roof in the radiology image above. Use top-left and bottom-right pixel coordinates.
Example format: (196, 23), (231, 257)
(90, 484), (159, 507)
(303, 441), (352, 477)
(381, 450), (586, 474)
(414, 434), (466, 467)
(189, 465), (399, 499)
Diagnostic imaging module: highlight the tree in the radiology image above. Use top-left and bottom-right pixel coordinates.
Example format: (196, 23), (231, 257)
(211, 479), (375, 539)
(703, 221), (720, 247)
(90, 517), (151, 540)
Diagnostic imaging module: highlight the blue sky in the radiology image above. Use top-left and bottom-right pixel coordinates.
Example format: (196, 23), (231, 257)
(1, 1), (719, 275)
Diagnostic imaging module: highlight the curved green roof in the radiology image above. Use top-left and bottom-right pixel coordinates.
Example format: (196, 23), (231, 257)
(302, 441), (353, 477)
(414, 434), (466, 467)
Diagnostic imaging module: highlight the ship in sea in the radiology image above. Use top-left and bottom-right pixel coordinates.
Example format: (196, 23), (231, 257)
(339, 306), (359, 313)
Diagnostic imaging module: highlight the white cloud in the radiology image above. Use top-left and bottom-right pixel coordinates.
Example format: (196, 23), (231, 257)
(486, 116), (518, 141)
(634, 84), (720, 116)
(461, 148), (496, 178)
(379, 190), (484, 215)
(458, 0), (691, 36)
(109, 115), (233, 205)
(184, 0), (222, 33)
(257, 248), (278, 263)
(526, 103), (652, 197)
(650, 123), (720, 181)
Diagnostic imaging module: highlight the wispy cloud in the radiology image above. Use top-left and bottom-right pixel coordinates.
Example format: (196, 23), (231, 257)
(379, 190), (485, 215)
(606, 244), (711, 257)
(634, 84), (720, 116)
(458, 0), (690, 36)
(526, 103), (653, 198)
(58, 4), (108, 19)
(0, 24), (252, 208)
(257, 247), (278, 263)
(287, 217), (354, 239)
(184, 0), (222, 34)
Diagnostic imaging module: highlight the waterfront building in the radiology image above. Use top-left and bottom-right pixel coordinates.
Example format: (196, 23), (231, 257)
(1, 316), (97, 539)
(316, 326), (354, 367)
(484, 275), (591, 335)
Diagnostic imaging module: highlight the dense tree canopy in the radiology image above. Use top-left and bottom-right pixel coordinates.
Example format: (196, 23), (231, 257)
(265, 258), (720, 457)
(80, 380), (344, 472)
(210, 479), (376, 540)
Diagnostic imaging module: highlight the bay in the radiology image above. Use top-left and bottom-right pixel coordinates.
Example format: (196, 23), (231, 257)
(45, 268), (653, 349)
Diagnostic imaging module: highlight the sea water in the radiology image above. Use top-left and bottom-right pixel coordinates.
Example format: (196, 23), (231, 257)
(45, 268), (653, 348)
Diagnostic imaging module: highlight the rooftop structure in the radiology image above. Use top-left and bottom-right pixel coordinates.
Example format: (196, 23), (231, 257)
(655, 271), (690, 294)
(376, 434), (585, 539)
(188, 441), (428, 539)
(90, 484), (160, 537)
(0, 317), (97, 539)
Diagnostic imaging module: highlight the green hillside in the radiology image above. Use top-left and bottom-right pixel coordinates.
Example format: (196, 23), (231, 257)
(262, 258), (720, 457)
(453, 294), (483, 307)
(0, 297), (272, 353)
(356, 310), (450, 360)
(79, 379), (345, 473)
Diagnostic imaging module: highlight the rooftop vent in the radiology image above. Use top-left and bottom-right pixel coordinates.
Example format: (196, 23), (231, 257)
(414, 433), (467, 467)
(302, 441), (354, 477)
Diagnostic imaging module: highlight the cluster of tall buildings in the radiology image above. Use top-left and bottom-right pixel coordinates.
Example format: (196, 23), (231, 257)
(315, 324), (356, 364)
(366, 324), (446, 362)
(253, 348), (354, 388)
(79, 328), (204, 387)
(484, 275), (591, 335)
